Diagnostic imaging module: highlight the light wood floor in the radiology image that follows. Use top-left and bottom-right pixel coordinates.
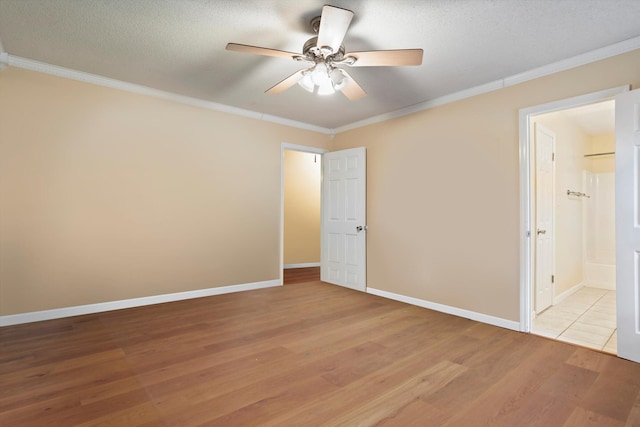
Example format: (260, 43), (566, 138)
(283, 266), (320, 285)
(2, 280), (640, 426)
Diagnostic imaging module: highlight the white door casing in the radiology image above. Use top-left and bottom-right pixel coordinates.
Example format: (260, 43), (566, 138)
(321, 147), (366, 291)
(615, 89), (640, 363)
(519, 86), (630, 333)
(534, 124), (555, 314)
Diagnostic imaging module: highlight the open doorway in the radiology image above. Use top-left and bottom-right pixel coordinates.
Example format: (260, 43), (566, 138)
(529, 100), (617, 353)
(521, 86), (640, 363)
(281, 145), (324, 285)
(280, 143), (367, 290)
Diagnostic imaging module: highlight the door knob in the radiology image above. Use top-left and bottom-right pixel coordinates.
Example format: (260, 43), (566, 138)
(537, 229), (546, 235)
(356, 225), (367, 232)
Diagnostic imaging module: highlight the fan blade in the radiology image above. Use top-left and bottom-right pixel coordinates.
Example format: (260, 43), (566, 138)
(345, 49), (423, 67)
(317, 5), (354, 53)
(226, 43), (300, 59)
(265, 69), (306, 94)
(339, 70), (366, 101)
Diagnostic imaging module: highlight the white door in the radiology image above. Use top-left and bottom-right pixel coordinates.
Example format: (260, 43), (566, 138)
(321, 147), (366, 291)
(615, 89), (640, 363)
(534, 123), (555, 313)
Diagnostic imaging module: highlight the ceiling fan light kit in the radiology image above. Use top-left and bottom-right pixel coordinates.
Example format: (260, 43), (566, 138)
(226, 5), (423, 100)
(298, 62), (347, 95)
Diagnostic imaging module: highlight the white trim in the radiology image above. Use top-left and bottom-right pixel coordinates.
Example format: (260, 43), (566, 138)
(334, 37), (640, 134)
(334, 81), (504, 133)
(0, 52), (7, 71)
(284, 262), (320, 269)
(281, 143), (327, 155)
(519, 100), (533, 333)
(367, 287), (520, 332)
(4, 37), (640, 136)
(503, 37), (640, 87)
(518, 85), (630, 333)
(0, 279), (280, 327)
(520, 85), (631, 118)
(5, 55), (332, 135)
(553, 282), (584, 305)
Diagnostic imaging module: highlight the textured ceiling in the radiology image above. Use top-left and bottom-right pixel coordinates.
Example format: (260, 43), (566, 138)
(1, 0), (639, 130)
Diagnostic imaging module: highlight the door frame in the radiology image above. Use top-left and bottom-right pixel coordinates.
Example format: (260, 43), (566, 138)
(280, 143), (327, 285)
(518, 85), (629, 332)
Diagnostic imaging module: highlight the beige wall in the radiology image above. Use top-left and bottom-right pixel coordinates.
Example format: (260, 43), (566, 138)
(533, 113), (589, 296)
(0, 67), (329, 315)
(331, 49), (640, 322)
(283, 150), (321, 265)
(2, 49), (640, 322)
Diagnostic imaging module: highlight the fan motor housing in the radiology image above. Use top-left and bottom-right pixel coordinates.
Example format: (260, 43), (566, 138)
(302, 36), (345, 62)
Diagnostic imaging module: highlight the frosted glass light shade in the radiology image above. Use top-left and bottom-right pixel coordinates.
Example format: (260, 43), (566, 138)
(317, 79), (335, 95)
(298, 73), (314, 93)
(297, 64), (345, 95)
(311, 62), (330, 86)
(330, 68), (347, 90)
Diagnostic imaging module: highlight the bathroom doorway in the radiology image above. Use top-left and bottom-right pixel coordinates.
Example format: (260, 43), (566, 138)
(528, 100), (617, 353)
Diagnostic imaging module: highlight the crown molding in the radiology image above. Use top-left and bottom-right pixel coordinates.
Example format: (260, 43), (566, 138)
(503, 36), (640, 87)
(0, 30), (7, 70)
(0, 52), (7, 71)
(333, 36), (640, 134)
(5, 35), (640, 136)
(5, 55), (333, 135)
(334, 80), (505, 134)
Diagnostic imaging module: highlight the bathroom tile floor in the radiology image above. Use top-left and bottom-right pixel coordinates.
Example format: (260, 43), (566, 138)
(532, 286), (617, 354)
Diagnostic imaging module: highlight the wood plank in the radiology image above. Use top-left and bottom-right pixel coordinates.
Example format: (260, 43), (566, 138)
(260, 342), (459, 426)
(625, 391), (640, 427)
(440, 339), (577, 426)
(323, 360), (466, 426)
(283, 267), (320, 284)
(1, 281), (640, 425)
(564, 407), (626, 427)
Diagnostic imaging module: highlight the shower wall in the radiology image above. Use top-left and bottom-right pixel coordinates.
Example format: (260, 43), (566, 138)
(583, 134), (616, 289)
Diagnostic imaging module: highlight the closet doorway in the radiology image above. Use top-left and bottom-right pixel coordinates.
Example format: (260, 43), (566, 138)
(281, 144), (324, 285)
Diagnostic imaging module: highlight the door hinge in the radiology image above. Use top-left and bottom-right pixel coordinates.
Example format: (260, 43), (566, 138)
(551, 275), (555, 283)
(552, 152), (555, 161)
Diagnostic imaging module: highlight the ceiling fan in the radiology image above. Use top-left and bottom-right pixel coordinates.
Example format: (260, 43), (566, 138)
(225, 5), (423, 100)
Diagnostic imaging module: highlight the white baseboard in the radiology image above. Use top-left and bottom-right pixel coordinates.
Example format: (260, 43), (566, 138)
(366, 287), (520, 332)
(0, 279), (281, 327)
(553, 282), (584, 305)
(283, 263), (320, 269)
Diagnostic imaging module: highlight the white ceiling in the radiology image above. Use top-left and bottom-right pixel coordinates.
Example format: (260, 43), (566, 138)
(1, 0), (639, 131)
